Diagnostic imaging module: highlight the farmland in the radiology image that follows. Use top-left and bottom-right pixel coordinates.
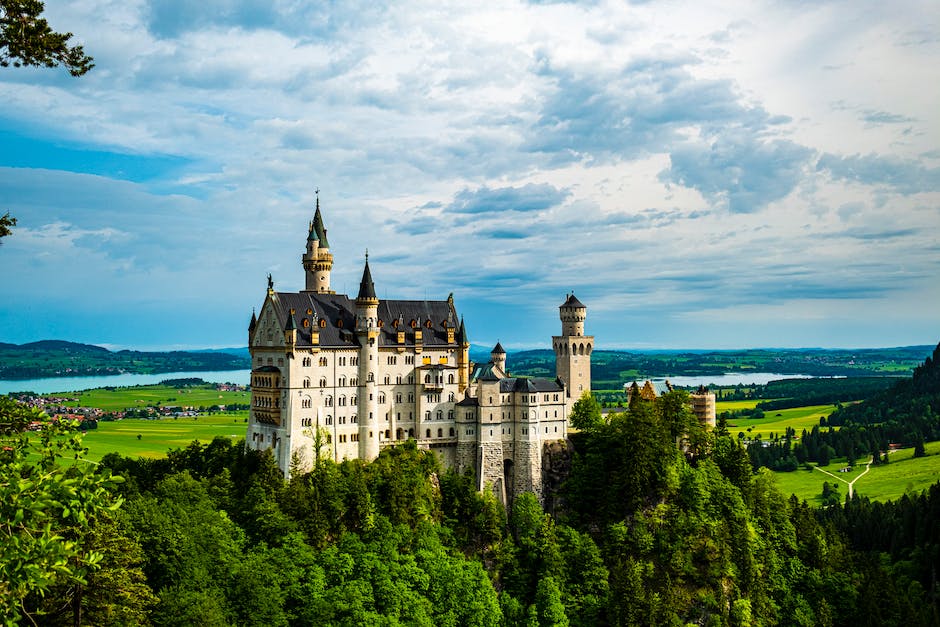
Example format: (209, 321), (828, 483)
(58, 384), (250, 412)
(78, 413), (248, 462)
(772, 441), (940, 504)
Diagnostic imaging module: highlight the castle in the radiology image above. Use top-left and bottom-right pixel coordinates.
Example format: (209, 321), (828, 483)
(246, 202), (592, 501)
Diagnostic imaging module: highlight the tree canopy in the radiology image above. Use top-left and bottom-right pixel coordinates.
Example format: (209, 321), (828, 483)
(0, 0), (93, 75)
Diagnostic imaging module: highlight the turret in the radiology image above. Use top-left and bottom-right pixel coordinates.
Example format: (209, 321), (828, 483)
(457, 316), (470, 393)
(302, 195), (334, 293)
(559, 293), (586, 336)
(284, 309), (297, 350)
(356, 254), (380, 460)
(491, 341), (506, 374)
(248, 309), (257, 344)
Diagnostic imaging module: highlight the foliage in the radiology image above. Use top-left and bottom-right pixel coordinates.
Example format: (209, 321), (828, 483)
(569, 391), (603, 431)
(0, 0), (93, 75)
(0, 405), (124, 625)
(0, 211), (15, 242)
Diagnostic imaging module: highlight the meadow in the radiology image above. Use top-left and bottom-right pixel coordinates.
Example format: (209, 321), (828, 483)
(719, 402), (836, 439)
(79, 412), (249, 462)
(772, 441), (940, 505)
(59, 384), (250, 411)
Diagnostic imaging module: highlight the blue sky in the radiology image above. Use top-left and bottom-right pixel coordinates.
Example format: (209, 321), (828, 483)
(1, 0), (938, 351)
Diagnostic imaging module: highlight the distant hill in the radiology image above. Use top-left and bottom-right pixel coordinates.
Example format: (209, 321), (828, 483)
(475, 345), (934, 389)
(0, 341), (251, 380)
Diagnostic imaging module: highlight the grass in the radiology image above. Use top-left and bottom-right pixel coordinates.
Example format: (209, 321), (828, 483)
(724, 404), (836, 439)
(772, 441), (940, 505)
(52, 384), (250, 412)
(78, 412), (249, 462)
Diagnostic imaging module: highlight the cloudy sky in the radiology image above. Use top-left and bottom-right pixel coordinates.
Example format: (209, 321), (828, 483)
(1, 0), (938, 351)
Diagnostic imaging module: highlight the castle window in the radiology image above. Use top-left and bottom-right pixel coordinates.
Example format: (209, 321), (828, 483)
(424, 374), (431, 384)
(407, 375), (414, 384)
(448, 410), (454, 419)
(325, 396), (333, 407)
(338, 376), (346, 386)
(351, 357), (359, 365)
(448, 374), (454, 384)
(436, 410), (443, 420)
(326, 415), (333, 425)
(336, 319), (343, 328)
(410, 319), (418, 328)
(326, 434), (332, 443)
(408, 393), (414, 402)
(302, 357), (311, 367)
(377, 319), (384, 328)
(384, 375), (390, 385)
(425, 429), (431, 438)
(409, 428), (414, 437)
(319, 357), (328, 366)
(351, 377), (358, 386)
(352, 415), (358, 423)
(302, 318), (310, 328)
(367, 372), (374, 382)
(397, 428), (403, 439)
(437, 428), (442, 437)
(448, 393), (455, 402)
(378, 393), (386, 404)
(449, 428), (455, 437)
(425, 411), (431, 420)
(395, 393), (402, 403)
(339, 396), (346, 406)
(385, 429), (390, 438)
(351, 395), (357, 405)
(396, 375), (402, 384)
(339, 416), (345, 424)
(387, 356), (396, 365)
(425, 319), (433, 329)
(319, 318), (326, 328)
(319, 378), (327, 387)
(303, 377), (310, 388)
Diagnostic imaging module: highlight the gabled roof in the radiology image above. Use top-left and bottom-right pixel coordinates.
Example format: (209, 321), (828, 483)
(499, 377), (564, 393)
(491, 341), (505, 354)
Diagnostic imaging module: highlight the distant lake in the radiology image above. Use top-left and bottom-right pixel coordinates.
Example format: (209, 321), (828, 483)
(0, 370), (251, 395)
(644, 372), (817, 388)
(0, 369), (817, 396)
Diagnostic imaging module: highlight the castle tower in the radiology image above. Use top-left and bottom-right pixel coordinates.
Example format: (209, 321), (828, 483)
(355, 255), (381, 460)
(302, 197), (334, 293)
(491, 341), (506, 374)
(553, 293), (593, 402)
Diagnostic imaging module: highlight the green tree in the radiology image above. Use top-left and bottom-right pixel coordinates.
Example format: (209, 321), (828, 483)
(535, 576), (569, 627)
(0, 211), (15, 243)
(1, 0), (93, 75)
(569, 392), (603, 431)
(0, 408), (124, 624)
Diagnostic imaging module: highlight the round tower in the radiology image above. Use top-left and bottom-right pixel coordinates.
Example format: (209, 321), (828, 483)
(355, 255), (381, 460)
(553, 293), (594, 402)
(491, 341), (506, 373)
(302, 196), (333, 293)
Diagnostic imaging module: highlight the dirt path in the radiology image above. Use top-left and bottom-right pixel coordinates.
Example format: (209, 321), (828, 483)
(813, 457), (874, 498)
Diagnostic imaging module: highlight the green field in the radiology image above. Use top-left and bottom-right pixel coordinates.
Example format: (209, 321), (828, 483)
(78, 413), (249, 462)
(773, 441), (940, 505)
(57, 384), (250, 411)
(724, 404), (836, 439)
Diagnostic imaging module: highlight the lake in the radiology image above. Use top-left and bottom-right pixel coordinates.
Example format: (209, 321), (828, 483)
(0, 370), (251, 395)
(0, 369), (816, 395)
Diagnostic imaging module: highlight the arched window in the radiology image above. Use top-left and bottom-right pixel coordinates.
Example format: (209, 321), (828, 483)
(437, 428), (443, 437)
(448, 392), (455, 402)
(325, 395), (333, 407)
(351, 415), (358, 423)
(396, 428), (403, 439)
(425, 411), (431, 420)
(424, 374), (431, 384)
(351, 395), (357, 406)
(425, 429), (431, 438)
(449, 427), (455, 437)
(339, 395), (346, 406)
(384, 429), (390, 439)
(396, 375), (402, 384)
(395, 393), (402, 403)
(303, 377), (310, 388)
(448, 373), (454, 384)
(319, 377), (327, 387)
(338, 376), (346, 386)
(326, 415), (333, 425)
(448, 410), (454, 420)
(408, 428), (414, 437)
(436, 410), (443, 420)
(302, 397), (311, 409)
(378, 393), (386, 404)
(384, 375), (390, 385)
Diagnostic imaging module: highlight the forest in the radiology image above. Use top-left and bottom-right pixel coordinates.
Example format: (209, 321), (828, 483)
(2, 378), (938, 626)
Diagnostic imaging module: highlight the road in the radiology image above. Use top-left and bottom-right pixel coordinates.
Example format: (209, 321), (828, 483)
(813, 456), (874, 498)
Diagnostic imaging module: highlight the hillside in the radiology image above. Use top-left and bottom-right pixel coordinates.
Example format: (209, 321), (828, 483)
(491, 345), (933, 389)
(0, 341), (250, 380)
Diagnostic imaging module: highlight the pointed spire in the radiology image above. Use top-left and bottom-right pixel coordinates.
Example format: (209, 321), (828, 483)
(313, 197), (329, 248)
(457, 316), (468, 345)
(248, 309), (257, 332)
(285, 310), (296, 331)
(307, 219), (318, 242)
(492, 341), (505, 355)
(357, 253), (377, 302)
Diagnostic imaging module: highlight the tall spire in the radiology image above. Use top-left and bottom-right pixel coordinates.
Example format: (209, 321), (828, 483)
(313, 195), (329, 248)
(357, 253), (377, 302)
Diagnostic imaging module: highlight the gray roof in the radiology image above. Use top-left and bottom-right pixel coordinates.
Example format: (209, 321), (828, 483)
(499, 377), (564, 393)
(561, 293), (585, 308)
(271, 291), (459, 349)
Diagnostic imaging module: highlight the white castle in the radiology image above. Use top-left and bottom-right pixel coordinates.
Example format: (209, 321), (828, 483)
(246, 201), (592, 501)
